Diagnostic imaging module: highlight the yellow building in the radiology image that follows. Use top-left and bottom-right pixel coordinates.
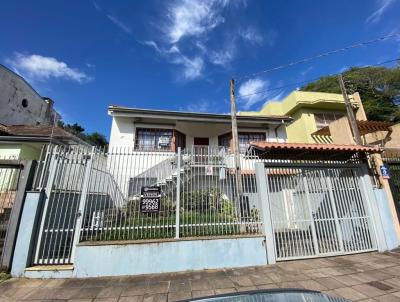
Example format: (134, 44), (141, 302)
(240, 90), (363, 144)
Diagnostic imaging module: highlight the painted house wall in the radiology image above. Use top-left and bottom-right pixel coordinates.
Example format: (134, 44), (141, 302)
(109, 116), (287, 150)
(0, 144), (42, 160)
(240, 91), (355, 144)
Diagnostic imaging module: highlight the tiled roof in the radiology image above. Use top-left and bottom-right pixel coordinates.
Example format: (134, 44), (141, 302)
(0, 124), (75, 138)
(250, 141), (381, 153)
(0, 124), (87, 145)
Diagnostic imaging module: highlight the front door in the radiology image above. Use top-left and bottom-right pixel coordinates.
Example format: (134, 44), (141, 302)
(194, 137), (209, 146)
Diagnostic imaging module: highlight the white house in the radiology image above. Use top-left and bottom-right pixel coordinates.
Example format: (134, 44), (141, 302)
(105, 106), (292, 205)
(108, 106), (291, 151)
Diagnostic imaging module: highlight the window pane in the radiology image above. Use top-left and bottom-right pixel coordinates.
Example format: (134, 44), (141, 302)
(135, 128), (173, 150)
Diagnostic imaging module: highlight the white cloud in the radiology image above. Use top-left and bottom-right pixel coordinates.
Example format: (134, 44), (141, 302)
(238, 78), (268, 109)
(184, 100), (212, 112)
(144, 41), (203, 80)
(7, 53), (91, 83)
(173, 55), (204, 80)
(145, 0), (261, 81)
(209, 41), (236, 67)
(239, 26), (264, 46)
(106, 14), (132, 34)
(366, 0), (394, 23)
(300, 66), (313, 77)
(93, 2), (132, 35)
(166, 0), (229, 43)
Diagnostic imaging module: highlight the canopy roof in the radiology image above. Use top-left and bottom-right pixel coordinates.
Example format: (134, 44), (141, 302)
(249, 142), (381, 161)
(312, 120), (395, 136)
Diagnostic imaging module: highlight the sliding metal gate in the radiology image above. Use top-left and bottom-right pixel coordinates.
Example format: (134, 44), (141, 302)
(266, 164), (377, 260)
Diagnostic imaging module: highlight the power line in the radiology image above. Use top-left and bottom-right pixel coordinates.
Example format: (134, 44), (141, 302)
(236, 58), (399, 100)
(235, 32), (400, 82)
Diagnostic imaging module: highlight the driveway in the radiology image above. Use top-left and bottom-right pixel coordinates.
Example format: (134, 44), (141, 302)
(1, 251), (400, 302)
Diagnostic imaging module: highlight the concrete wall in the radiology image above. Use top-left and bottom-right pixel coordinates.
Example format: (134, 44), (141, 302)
(0, 65), (55, 125)
(373, 189), (400, 250)
(74, 236), (267, 278)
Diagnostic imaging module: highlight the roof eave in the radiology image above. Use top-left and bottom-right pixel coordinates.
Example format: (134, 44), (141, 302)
(108, 106), (292, 124)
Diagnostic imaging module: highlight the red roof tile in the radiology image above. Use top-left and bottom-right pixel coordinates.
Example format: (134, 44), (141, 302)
(250, 141), (381, 153)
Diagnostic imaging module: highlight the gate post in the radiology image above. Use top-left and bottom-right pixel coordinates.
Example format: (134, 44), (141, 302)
(255, 162), (276, 264)
(33, 147), (59, 264)
(175, 147), (181, 239)
(359, 165), (388, 251)
(1, 160), (36, 271)
(70, 147), (95, 261)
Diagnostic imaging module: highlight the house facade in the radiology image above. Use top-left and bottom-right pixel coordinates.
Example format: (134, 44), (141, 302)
(108, 106), (291, 151)
(240, 91), (364, 144)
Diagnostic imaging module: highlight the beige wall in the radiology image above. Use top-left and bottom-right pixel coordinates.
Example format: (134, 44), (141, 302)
(329, 117), (356, 145)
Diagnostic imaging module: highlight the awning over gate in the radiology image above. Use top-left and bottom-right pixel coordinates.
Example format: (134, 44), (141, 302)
(249, 142), (382, 161)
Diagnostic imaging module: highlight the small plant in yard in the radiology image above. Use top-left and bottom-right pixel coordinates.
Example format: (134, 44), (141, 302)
(0, 272), (10, 283)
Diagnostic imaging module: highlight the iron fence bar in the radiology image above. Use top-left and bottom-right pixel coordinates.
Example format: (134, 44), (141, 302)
(70, 146), (94, 261)
(325, 170), (345, 253)
(302, 172), (319, 255)
(175, 147), (181, 239)
(33, 146), (59, 264)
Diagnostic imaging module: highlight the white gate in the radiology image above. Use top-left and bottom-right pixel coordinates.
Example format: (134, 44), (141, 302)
(266, 164), (377, 260)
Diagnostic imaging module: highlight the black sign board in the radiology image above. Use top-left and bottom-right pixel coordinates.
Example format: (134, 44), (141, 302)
(140, 186), (161, 213)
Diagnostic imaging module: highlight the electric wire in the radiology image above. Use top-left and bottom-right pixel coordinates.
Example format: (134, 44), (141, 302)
(235, 32), (400, 82)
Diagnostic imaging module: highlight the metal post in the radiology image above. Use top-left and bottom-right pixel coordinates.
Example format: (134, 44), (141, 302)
(1, 160), (36, 270)
(175, 147), (181, 239)
(325, 171), (345, 252)
(255, 162), (276, 264)
(33, 147), (59, 264)
(70, 146), (95, 261)
(358, 165), (387, 251)
(302, 174), (320, 255)
(338, 74), (362, 145)
(230, 79), (243, 211)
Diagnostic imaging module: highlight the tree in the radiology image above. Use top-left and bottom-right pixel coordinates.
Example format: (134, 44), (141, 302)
(301, 65), (400, 122)
(57, 121), (108, 148)
(85, 132), (108, 148)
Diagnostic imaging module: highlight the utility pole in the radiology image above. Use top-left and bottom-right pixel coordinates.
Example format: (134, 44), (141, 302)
(338, 74), (362, 145)
(230, 79), (243, 202)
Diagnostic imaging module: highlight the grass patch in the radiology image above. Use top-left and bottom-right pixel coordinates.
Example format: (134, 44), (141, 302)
(0, 272), (10, 283)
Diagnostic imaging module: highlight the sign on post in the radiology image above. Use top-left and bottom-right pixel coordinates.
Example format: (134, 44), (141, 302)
(140, 186), (161, 213)
(380, 165), (390, 179)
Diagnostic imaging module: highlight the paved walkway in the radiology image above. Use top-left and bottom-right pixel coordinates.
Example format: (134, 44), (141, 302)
(1, 251), (400, 302)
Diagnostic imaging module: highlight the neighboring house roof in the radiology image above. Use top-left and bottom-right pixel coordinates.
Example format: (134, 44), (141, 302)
(249, 141), (381, 160)
(0, 124), (88, 145)
(108, 105), (292, 124)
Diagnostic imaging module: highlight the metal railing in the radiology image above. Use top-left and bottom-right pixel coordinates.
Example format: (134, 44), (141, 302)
(79, 146), (263, 241)
(32, 145), (264, 264)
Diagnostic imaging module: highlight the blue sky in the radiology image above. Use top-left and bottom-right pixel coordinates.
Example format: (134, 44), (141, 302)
(1, 0), (399, 137)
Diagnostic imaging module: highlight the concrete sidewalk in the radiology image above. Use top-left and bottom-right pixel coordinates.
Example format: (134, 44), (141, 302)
(1, 251), (400, 302)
